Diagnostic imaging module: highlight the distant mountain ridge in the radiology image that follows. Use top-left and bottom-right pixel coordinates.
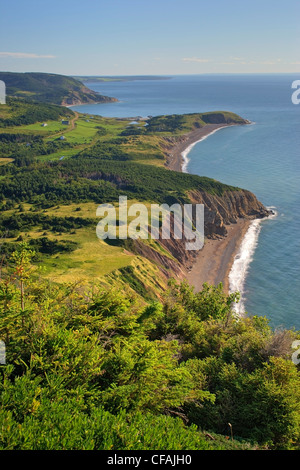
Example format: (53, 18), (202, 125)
(0, 72), (118, 106)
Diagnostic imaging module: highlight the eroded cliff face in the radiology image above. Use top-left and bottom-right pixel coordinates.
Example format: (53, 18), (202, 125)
(188, 189), (271, 238)
(61, 86), (118, 106)
(127, 189), (271, 279)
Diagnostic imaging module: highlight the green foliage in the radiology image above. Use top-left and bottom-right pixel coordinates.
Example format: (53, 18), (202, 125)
(145, 111), (246, 134)
(0, 99), (241, 214)
(0, 136), (71, 162)
(0, 97), (72, 127)
(118, 265), (150, 299)
(1, 238), (78, 259)
(0, 100), (299, 451)
(0, 247), (299, 450)
(185, 356), (300, 449)
(99, 334), (213, 414)
(79, 142), (130, 160)
(0, 72), (115, 106)
(166, 280), (240, 322)
(146, 114), (186, 133)
(120, 125), (146, 136)
(0, 391), (218, 450)
(0, 211), (94, 234)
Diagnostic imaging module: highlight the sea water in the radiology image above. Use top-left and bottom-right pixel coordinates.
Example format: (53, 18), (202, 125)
(71, 75), (300, 330)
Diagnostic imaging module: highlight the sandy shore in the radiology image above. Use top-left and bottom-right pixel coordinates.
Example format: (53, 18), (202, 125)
(166, 123), (236, 172)
(185, 219), (251, 293)
(166, 123), (251, 293)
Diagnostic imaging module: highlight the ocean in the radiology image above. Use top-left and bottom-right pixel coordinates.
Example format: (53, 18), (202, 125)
(71, 74), (300, 330)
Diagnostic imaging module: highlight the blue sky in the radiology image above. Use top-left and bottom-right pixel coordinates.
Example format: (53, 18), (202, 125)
(0, 0), (299, 75)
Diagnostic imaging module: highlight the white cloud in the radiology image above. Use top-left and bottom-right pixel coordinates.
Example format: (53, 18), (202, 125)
(0, 52), (55, 59)
(259, 58), (282, 65)
(182, 57), (212, 63)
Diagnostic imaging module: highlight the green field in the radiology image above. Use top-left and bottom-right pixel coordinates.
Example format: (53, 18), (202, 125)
(0, 98), (245, 286)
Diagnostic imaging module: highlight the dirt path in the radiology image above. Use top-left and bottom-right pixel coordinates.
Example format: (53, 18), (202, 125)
(51, 111), (79, 140)
(70, 111), (79, 130)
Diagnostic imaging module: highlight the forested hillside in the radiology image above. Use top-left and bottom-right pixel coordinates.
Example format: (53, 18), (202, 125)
(0, 98), (299, 450)
(0, 72), (117, 106)
(0, 244), (299, 450)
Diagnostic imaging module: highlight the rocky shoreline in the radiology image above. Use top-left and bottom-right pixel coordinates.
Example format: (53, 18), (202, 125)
(62, 95), (118, 107)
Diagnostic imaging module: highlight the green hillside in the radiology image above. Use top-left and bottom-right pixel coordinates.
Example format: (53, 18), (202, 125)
(0, 251), (299, 450)
(0, 99), (245, 285)
(0, 72), (117, 106)
(0, 98), (299, 450)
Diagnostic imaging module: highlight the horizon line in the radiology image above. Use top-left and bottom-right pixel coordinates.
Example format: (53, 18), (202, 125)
(1, 71), (299, 76)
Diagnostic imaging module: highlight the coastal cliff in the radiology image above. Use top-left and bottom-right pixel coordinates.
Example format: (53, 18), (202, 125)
(125, 188), (271, 280)
(61, 88), (118, 106)
(0, 71), (118, 106)
(0, 98), (270, 294)
(132, 113), (271, 290)
(188, 188), (270, 237)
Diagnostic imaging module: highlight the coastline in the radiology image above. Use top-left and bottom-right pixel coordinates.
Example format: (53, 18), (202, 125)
(63, 97), (118, 108)
(185, 218), (252, 293)
(166, 122), (257, 295)
(165, 123), (238, 172)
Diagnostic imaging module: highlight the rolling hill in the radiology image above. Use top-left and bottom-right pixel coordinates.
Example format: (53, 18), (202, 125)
(0, 72), (118, 106)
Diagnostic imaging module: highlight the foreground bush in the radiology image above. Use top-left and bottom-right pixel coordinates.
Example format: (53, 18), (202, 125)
(0, 245), (299, 450)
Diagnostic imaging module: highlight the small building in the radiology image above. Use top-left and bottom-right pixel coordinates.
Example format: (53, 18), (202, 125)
(41, 123), (48, 127)
(61, 120), (70, 125)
